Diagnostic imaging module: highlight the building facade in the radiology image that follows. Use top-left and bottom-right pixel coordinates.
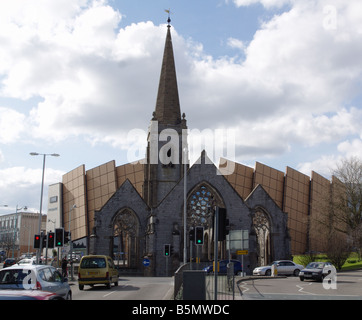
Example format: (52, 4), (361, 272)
(0, 212), (46, 259)
(47, 22), (338, 276)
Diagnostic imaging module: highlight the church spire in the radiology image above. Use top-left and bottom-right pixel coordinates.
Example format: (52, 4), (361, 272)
(153, 20), (181, 126)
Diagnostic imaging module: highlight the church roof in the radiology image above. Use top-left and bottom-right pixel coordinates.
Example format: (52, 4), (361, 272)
(153, 24), (182, 126)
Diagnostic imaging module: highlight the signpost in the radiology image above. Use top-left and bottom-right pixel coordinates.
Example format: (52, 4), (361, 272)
(227, 230), (249, 276)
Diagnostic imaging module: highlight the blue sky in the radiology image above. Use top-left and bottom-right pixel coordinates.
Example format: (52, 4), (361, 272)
(1, 0), (362, 215)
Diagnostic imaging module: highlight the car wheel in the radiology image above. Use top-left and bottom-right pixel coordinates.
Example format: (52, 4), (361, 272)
(106, 282), (111, 289)
(293, 269), (300, 276)
(79, 284), (84, 290)
(65, 291), (72, 300)
(300, 277), (304, 281)
(265, 269), (271, 276)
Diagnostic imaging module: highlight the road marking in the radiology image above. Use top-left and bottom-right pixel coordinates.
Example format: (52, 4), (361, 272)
(103, 291), (116, 298)
(296, 282), (316, 295)
(239, 281), (250, 294)
(162, 286), (173, 300)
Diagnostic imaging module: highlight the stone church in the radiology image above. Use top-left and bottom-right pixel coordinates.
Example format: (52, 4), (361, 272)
(88, 21), (291, 276)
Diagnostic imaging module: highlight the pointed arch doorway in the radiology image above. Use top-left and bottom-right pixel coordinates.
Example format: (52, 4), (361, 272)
(112, 208), (139, 268)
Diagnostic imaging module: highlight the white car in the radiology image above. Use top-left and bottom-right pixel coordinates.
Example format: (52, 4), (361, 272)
(17, 258), (37, 265)
(0, 264), (72, 300)
(253, 260), (304, 276)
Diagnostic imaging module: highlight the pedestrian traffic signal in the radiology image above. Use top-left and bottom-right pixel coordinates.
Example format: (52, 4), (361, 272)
(195, 226), (204, 245)
(47, 232), (55, 248)
(164, 244), (171, 257)
(55, 228), (64, 247)
(34, 235), (41, 249)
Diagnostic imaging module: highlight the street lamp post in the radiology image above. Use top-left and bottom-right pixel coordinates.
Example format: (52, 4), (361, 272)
(68, 204), (76, 281)
(183, 147), (188, 265)
(30, 152), (60, 264)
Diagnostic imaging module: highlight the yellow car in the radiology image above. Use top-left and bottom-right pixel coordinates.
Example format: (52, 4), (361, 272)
(78, 255), (119, 290)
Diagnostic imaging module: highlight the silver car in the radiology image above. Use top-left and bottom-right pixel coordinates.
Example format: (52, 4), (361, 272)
(0, 264), (72, 300)
(253, 260), (304, 276)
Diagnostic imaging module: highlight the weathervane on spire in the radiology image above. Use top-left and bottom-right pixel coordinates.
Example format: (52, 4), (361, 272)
(165, 9), (172, 26)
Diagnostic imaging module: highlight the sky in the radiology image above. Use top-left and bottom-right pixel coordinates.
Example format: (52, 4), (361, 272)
(1, 0), (362, 215)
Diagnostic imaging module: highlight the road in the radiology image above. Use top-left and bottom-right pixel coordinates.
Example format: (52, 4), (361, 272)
(237, 270), (362, 300)
(71, 276), (174, 300)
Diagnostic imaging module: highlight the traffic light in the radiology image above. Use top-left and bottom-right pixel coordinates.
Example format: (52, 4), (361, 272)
(47, 232), (55, 248)
(164, 244), (171, 257)
(218, 208), (228, 241)
(64, 231), (70, 244)
(34, 235), (41, 249)
(189, 228), (195, 242)
(55, 228), (64, 247)
(195, 226), (204, 245)
(42, 233), (47, 248)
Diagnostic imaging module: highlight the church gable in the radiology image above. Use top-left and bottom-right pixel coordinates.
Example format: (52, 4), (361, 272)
(245, 184), (291, 261)
(245, 184), (286, 219)
(91, 179), (150, 254)
(96, 179), (149, 226)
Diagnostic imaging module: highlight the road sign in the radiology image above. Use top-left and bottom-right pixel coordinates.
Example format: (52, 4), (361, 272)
(227, 230), (249, 250)
(143, 258), (150, 267)
(236, 250), (248, 255)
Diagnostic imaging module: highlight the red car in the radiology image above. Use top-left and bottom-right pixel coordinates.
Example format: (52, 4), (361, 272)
(0, 290), (63, 300)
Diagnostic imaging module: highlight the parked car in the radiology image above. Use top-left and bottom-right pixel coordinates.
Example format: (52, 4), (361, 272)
(3, 258), (16, 268)
(0, 264), (72, 300)
(299, 262), (336, 282)
(78, 255), (119, 290)
(203, 260), (242, 275)
(253, 260), (304, 276)
(17, 258), (37, 265)
(67, 253), (80, 262)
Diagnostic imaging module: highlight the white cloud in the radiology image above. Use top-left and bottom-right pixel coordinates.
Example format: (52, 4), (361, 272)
(0, 166), (64, 212)
(227, 37), (246, 51)
(0, 107), (26, 144)
(232, 0), (293, 9)
(0, 0), (361, 170)
(337, 139), (362, 159)
(297, 155), (339, 178)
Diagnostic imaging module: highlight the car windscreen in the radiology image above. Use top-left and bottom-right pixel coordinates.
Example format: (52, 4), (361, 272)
(306, 262), (324, 269)
(80, 257), (106, 269)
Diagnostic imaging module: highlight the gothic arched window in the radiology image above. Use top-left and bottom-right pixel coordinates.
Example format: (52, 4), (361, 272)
(187, 184), (223, 228)
(113, 208), (139, 267)
(253, 208), (271, 266)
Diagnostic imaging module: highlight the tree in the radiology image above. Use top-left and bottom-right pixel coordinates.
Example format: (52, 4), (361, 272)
(0, 233), (15, 258)
(332, 157), (362, 260)
(326, 232), (351, 270)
